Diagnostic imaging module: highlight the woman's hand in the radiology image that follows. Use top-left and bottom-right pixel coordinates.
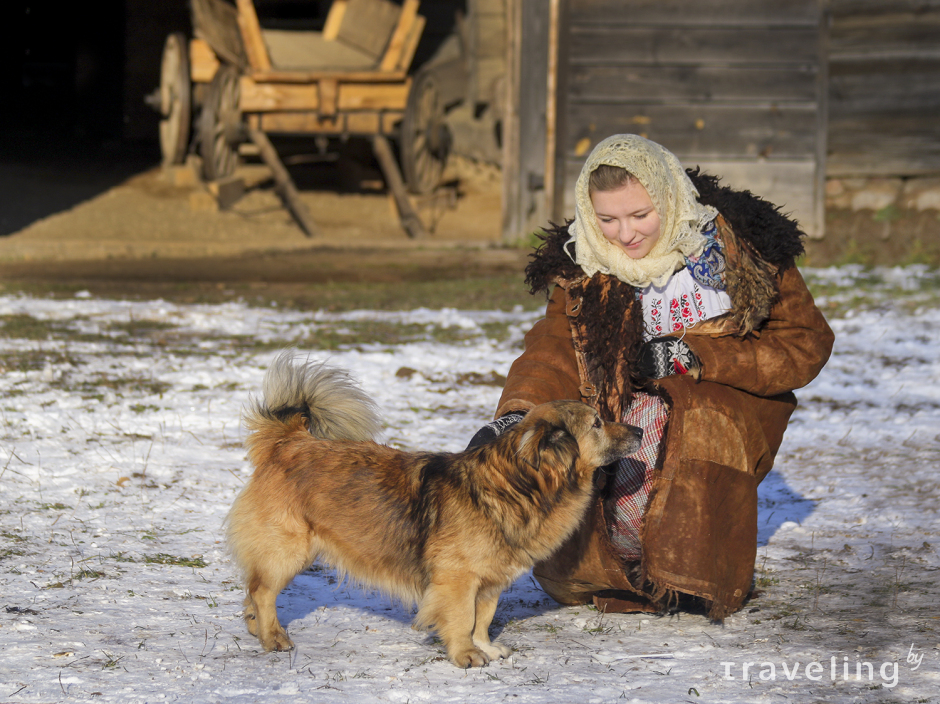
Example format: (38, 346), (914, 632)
(637, 337), (701, 379)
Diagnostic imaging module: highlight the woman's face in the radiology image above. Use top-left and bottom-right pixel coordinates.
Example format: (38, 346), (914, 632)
(591, 180), (662, 259)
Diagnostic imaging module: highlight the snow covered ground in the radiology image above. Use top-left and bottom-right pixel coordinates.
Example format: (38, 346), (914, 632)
(1, 266), (938, 703)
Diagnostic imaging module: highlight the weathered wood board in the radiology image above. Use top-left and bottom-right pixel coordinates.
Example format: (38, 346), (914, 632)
(828, 1), (940, 175)
(547, 0), (826, 236)
(560, 159), (821, 237)
(565, 104), (818, 160)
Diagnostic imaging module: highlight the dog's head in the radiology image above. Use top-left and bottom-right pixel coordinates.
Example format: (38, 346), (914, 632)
(514, 400), (643, 482)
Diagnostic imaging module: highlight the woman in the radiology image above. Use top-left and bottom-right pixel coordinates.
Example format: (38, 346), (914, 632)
(469, 135), (834, 619)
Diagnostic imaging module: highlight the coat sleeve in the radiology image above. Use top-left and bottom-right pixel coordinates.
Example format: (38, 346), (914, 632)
(684, 265), (834, 397)
(495, 285), (583, 419)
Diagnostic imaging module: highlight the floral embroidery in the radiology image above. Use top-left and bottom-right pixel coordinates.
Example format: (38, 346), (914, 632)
(651, 281), (719, 336)
(691, 283), (705, 318)
(648, 297), (663, 337)
(686, 294), (697, 326)
(669, 297), (683, 332)
(639, 218), (732, 340)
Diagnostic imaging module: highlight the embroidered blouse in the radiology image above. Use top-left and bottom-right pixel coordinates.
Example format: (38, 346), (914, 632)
(639, 219), (732, 340)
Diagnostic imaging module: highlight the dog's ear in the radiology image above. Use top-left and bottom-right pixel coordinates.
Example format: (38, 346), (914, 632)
(517, 422), (579, 472)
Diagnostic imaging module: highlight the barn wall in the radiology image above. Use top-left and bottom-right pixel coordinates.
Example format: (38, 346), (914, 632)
(827, 0), (940, 176)
(550, 0), (827, 236)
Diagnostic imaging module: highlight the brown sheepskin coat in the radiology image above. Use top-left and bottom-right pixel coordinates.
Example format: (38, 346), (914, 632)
(495, 171), (835, 618)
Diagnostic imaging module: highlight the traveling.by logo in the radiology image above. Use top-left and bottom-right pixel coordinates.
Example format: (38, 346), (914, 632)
(721, 651), (913, 689)
(907, 643), (924, 671)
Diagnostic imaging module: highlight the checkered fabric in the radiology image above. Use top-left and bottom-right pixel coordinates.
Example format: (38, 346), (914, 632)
(607, 392), (669, 560)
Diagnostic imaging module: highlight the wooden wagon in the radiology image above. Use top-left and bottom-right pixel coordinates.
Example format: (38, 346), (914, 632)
(155, 0), (451, 237)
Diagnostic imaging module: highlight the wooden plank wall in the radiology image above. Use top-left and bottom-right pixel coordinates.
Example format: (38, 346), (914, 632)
(827, 0), (940, 176)
(551, 0), (826, 236)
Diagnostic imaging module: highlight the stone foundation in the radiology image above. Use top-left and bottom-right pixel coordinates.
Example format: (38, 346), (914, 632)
(803, 176), (940, 266)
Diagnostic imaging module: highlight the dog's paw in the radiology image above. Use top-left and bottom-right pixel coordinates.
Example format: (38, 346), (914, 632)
(261, 631), (294, 652)
(475, 640), (512, 660)
(450, 646), (490, 669)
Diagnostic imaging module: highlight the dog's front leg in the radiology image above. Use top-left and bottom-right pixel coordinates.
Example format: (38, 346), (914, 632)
(472, 588), (511, 660)
(417, 574), (489, 668)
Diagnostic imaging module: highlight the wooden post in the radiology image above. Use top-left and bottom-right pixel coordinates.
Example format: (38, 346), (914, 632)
(544, 0), (560, 221)
(501, 0), (552, 242)
(812, 0), (829, 240)
(500, 0), (522, 243)
(246, 126), (319, 237)
(548, 0), (568, 223)
(371, 135), (428, 239)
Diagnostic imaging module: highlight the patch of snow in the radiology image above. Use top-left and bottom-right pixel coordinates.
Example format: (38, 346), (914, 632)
(1, 269), (938, 702)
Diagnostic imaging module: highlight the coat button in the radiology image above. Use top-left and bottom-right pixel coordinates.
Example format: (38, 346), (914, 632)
(567, 297), (583, 316)
(579, 383), (596, 398)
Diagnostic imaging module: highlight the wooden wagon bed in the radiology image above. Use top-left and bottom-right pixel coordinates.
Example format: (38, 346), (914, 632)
(159, 0), (443, 238)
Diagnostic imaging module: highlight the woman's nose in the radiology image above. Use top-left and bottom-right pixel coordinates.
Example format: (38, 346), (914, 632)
(618, 221), (633, 242)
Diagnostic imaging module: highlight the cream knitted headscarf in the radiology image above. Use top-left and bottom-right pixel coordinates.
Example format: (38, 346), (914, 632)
(567, 134), (718, 288)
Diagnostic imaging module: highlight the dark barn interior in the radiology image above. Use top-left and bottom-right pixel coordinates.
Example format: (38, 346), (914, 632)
(1, 0), (464, 237)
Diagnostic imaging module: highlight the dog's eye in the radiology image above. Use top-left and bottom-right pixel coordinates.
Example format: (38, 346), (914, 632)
(592, 417), (602, 429)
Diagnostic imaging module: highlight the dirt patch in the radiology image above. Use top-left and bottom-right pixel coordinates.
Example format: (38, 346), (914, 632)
(0, 143), (511, 281)
(805, 208), (940, 266)
(0, 246), (528, 285)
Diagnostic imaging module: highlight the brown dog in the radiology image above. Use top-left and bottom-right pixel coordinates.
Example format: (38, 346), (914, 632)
(226, 352), (642, 667)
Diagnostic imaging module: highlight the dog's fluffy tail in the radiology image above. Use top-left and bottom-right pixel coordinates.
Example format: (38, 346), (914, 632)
(245, 351), (381, 442)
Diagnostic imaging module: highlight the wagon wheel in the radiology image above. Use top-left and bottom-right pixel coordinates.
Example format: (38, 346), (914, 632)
(158, 33), (192, 166)
(401, 70), (450, 195)
(199, 65), (243, 181)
